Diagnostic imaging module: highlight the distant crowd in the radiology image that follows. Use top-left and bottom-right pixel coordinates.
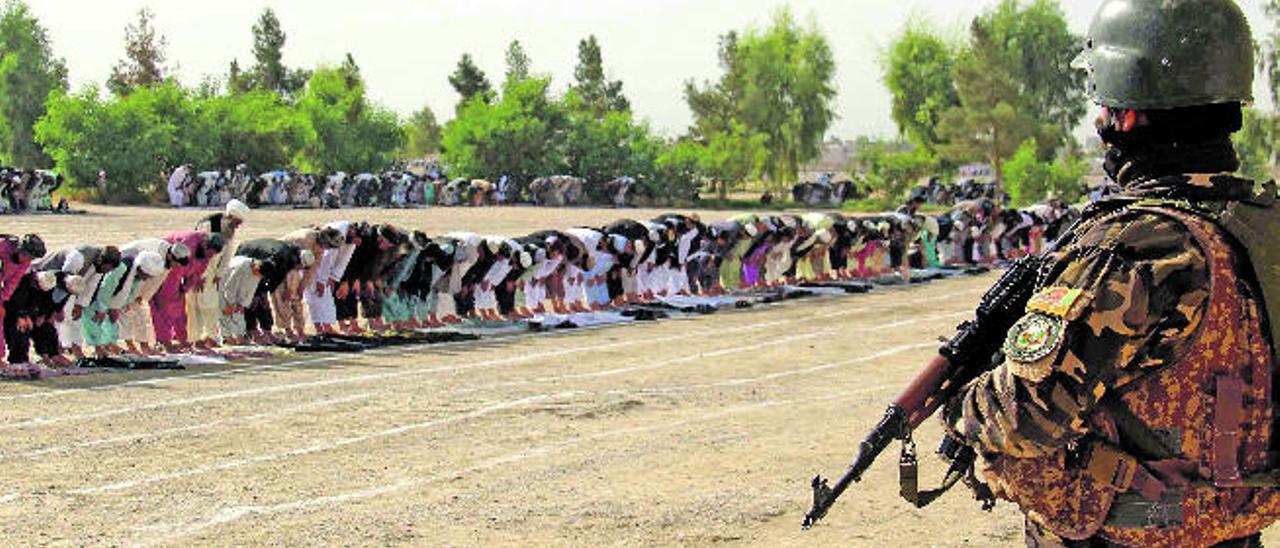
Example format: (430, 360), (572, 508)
(161, 164), (642, 210)
(0, 168), (73, 214)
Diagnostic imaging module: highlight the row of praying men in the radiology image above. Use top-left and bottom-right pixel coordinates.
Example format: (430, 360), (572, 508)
(0, 198), (1073, 370)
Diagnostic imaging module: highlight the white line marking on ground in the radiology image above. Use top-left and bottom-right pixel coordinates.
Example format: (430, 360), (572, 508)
(627, 342), (939, 395)
(64, 325), (947, 499)
(0, 393), (375, 461)
(68, 391), (581, 496)
(0, 318), (802, 432)
(137, 385), (899, 545)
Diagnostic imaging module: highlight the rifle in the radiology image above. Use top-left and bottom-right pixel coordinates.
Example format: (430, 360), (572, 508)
(802, 255), (1046, 528)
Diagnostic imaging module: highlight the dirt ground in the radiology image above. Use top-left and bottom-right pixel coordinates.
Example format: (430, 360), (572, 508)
(1, 205), (1276, 546)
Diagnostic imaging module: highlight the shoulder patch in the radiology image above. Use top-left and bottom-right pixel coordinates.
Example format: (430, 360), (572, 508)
(1004, 312), (1066, 366)
(1027, 286), (1091, 320)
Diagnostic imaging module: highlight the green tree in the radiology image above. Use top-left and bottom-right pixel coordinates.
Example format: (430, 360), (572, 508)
(504, 39), (531, 88)
(734, 8), (837, 188)
(700, 122), (767, 201)
(1236, 108), (1280, 182)
(1002, 137), (1087, 206)
(572, 35), (629, 117)
(563, 91), (656, 188)
(683, 31), (744, 138)
(202, 89), (312, 171)
(403, 104), (442, 158)
(37, 83), (189, 203)
(441, 76), (568, 180)
(295, 64), (403, 173)
(107, 8), (168, 95)
(976, 0), (1085, 147)
(448, 53), (493, 109)
(936, 20), (1046, 186)
(854, 140), (938, 201)
(251, 8), (287, 93)
(882, 22), (958, 151)
(0, 0), (67, 168)
(1260, 1), (1280, 104)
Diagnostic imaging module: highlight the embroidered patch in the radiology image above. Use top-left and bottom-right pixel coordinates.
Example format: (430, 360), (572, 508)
(1027, 287), (1084, 318)
(1004, 312), (1065, 363)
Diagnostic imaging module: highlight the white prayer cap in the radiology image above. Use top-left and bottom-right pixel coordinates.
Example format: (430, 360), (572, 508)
(225, 199), (251, 221)
(485, 238), (501, 254)
(610, 234), (629, 254)
(136, 251), (165, 276)
(64, 274), (86, 295)
(168, 242), (191, 261)
(62, 252), (85, 275)
(519, 251), (533, 269)
(743, 223), (759, 238)
(816, 229), (833, 245)
(300, 249), (316, 268)
(36, 271), (58, 291)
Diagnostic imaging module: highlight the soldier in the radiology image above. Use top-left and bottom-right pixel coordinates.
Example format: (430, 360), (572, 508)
(941, 1), (1280, 546)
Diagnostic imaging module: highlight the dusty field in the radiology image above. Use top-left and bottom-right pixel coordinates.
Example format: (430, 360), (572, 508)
(1, 205), (1276, 546)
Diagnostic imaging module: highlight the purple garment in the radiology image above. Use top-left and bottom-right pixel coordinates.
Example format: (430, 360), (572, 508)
(741, 242), (770, 287)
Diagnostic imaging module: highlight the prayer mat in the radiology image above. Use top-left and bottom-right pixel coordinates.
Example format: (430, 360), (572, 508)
(285, 331), (480, 352)
(797, 280), (873, 294)
(75, 356), (186, 370)
(528, 311), (637, 330)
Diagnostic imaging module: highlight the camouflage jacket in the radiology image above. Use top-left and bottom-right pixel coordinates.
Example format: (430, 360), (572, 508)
(942, 174), (1256, 457)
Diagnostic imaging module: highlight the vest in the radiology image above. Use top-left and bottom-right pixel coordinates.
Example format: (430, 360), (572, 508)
(982, 205), (1280, 546)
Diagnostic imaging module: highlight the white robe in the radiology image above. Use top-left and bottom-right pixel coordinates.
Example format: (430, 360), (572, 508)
(119, 239), (177, 343)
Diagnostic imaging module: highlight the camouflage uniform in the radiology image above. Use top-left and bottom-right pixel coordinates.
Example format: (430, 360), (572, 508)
(943, 174), (1279, 546)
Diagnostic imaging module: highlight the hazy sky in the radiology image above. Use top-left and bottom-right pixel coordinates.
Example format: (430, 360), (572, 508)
(28, 0), (1277, 140)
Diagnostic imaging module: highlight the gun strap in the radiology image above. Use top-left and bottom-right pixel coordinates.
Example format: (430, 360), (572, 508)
(897, 434), (966, 508)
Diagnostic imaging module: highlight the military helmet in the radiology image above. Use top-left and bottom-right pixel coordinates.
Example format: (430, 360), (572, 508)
(1075, 0), (1253, 110)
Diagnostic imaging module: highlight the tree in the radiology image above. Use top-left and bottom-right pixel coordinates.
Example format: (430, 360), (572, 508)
(699, 122), (767, 201)
(882, 23), (959, 151)
(403, 105), (442, 158)
(251, 8), (287, 93)
(1236, 108), (1280, 182)
(684, 31), (744, 138)
(225, 9), (309, 97)
(572, 35), (629, 117)
(563, 92), (654, 185)
(295, 65), (403, 173)
(448, 53), (493, 109)
(108, 8), (168, 95)
(854, 140), (938, 201)
(0, 0), (67, 167)
(504, 39), (531, 87)
(441, 76), (567, 181)
(976, 0), (1085, 148)
(1261, 1), (1280, 104)
(936, 20), (1046, 186)
(1002, 137), (1087, 206)
(734, 8), (837, 188)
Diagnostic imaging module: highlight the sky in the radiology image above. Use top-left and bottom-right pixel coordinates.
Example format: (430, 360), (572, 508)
(27, 0), (1277, 141)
